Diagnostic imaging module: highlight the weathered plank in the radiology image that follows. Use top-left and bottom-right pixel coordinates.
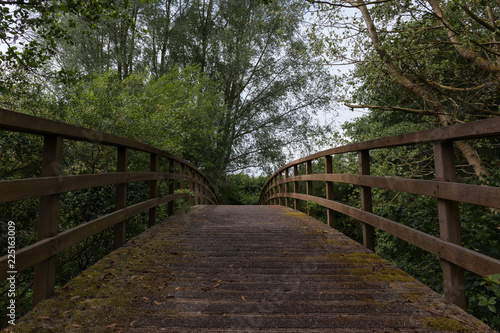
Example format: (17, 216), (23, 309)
(8, 206), (494, 332)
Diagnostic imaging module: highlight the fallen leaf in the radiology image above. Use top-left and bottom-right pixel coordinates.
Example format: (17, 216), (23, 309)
(106, 323), (118, 328)
(63, 310), (71, 317)
(154, 301), (162, 305)
(130, 321), (137, 327)
(241, 296), (246, 301)
(37, 316), (50, 320)
(213, 283), (221, 288)
(73, 324), (83, 328)
(70, 296), (80, 300)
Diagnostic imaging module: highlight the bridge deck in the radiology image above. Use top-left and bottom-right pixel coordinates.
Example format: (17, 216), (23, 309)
(10, 206), (493, 332)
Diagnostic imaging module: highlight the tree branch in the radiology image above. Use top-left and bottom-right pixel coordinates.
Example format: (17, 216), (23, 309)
(344, 103), (446, 116)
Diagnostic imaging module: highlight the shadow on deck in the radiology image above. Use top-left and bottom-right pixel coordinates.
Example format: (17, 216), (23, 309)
(8, 206), (494, 332)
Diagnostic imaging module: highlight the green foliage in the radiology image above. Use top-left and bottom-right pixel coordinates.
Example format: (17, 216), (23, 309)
(217, 173), (267, 205)
(470, 274), (500, 327)
(63, 67), (224, 172)
(0, 0), (128, 88)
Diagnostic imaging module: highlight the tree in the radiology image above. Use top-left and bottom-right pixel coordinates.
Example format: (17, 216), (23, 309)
(309, 0), (500, 326)
(62, 67), (224, 162)
(0, 0), (129, 87)
(309, 0), (500, 181)
(54, 0), (336, 183)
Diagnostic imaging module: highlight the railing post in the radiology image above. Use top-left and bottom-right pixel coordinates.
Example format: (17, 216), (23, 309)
(434, 141), (466, 309)
(188, 168), (194, 206)
(168, 159), (175, 215)
(201, 178), (205, 205)
(293, 165), (299, 210)
(278, 172), (282, 206)
(285, 168), (290, 207)
(271, 176), (276, 205)
(306, 160), (313, 216)
(180, 163), (186, 205)
(325, 155), (335, 228)
(194, 172), (199, 205)
(114, 146), (128, 250)
(359, 150), (375, 251)
(149, 153), (158, 227)
(33, 135), (63, 305)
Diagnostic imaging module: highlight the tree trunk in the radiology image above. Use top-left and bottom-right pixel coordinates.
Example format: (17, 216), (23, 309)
(350, 0), (490, 180)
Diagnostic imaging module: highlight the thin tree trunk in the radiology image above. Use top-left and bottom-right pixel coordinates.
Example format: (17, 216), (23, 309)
(427, 0), (500, 81)
(349, 0), (490, 180)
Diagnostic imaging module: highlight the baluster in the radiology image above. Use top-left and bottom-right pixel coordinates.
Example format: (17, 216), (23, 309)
(201, 178), (205, 205)
(168, 160), (175, 215)
(273, 175), (280, 205)
(204, 179), (208, 205)
(325, 155), (335, 228)
(434, 141), (466, 309)
(278, 172), (282, 206)
(293, 165), (299, 210)
(33, 135), (63, 305)
(306, 160), (313, 216)
(180, 163), (186, 206)
(188, 168), (194, 206)
(194, 172), (199, 205)
(180, 164), (185, 192)
(114, 146), (128, 250)
(359, 150), (375, 251)
(149, 153), (157, 227)
(285, 168), (290, 207)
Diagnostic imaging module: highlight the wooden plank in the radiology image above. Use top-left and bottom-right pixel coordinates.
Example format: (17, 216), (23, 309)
(0, 172), (198, 203)
(359, 150), (375, 251)
(278, 172), (283, 206)
(275, 174), (500, 209)
(168, 160), (175, 215)
(306, 161), (313, 216)
(0, 108), (184, 166)
(114, 147), (128, 250)
(434, 141), (466, 309)
(285, 168), (290, 207)
(33, 135), (63, 305)
(273, 193), (500, 278)
(149, 154), (158, 227)
(9, 206), (495, 332)
(0, 108), (218, 199)
(271, 116), (500, 177)
(188, 168), (194, 206)
(0, 193), (189, 281)
(293, 165), (299, 210)
(325, 156), (334, 227)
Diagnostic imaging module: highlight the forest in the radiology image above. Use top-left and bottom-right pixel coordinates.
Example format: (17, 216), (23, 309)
(1, 0), (500, 329)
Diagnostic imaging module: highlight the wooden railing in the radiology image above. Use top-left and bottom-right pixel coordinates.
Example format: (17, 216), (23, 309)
(260, 117), (500, 309)
(0, 108), (218, 304)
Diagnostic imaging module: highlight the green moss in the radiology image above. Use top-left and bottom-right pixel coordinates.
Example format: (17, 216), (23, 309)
(285, 211), (308, 218)
(401, 290), (425, 303)
(7, 220), (186, 332)
(420, 317), (472, 332)
(327, 252), (387, 265)
(349, 267), (415, 283)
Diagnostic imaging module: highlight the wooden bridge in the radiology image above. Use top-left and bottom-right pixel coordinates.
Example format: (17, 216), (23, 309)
(1, 108), (500, 331)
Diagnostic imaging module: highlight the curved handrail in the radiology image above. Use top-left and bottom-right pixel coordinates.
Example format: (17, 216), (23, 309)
(260, 116), (500, 309)
(0, 108), (218, 304)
